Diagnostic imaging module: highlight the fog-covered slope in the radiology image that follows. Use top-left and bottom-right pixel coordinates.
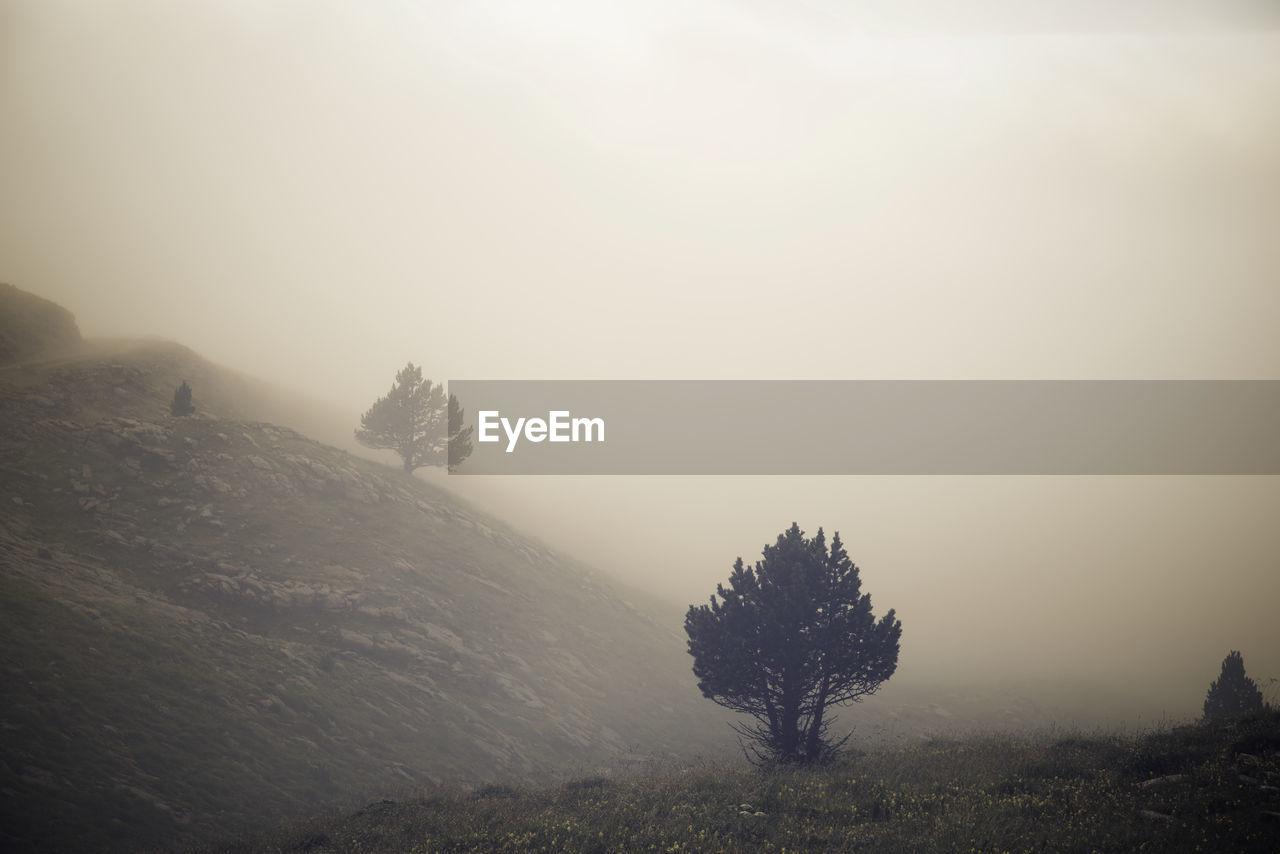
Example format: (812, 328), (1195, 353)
(0, 301), (726, 852)
(0, 283), (82, 365)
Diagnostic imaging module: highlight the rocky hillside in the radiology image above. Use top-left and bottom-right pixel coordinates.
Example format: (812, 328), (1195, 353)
(0, 283), (82, 365)
(0, 301), (727, 852)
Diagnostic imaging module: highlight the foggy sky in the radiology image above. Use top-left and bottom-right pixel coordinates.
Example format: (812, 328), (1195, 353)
(2, 0), (1278, 717)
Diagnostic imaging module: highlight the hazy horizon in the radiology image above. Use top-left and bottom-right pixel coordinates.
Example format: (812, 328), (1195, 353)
(3, 0), (1278, 719)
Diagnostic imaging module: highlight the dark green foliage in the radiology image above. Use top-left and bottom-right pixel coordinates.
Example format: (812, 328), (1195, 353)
(170, 380), (195, 416)
(447, 391), (472, 471)
(1204, 650), (1266, 720)
(685, 523), (902, 764)
(354, 362), (474, 472)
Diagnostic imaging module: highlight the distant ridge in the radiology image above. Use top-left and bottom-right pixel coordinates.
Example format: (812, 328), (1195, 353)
(0, 282), (82, 365)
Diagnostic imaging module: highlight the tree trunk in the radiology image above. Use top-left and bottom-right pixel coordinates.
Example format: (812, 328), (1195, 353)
(777, 674), (802, 762)
(804, 675), (831, 761)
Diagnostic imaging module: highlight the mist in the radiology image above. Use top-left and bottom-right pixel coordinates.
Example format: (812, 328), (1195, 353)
(3, 0), (1278, 725)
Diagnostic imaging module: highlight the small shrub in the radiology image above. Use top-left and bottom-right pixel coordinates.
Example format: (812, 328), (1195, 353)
(472, 783), (522, 799)
(1204, 650), (1266, 720)
(170, 381), (195, 416)
(563, 775), (613, 792)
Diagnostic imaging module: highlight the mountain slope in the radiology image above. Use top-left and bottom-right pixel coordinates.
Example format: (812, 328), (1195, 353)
(0, 319), (727, 852)
(0, 282), (82, 365)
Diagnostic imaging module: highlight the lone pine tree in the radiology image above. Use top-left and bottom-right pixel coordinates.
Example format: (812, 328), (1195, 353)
(685, 523), (901, 764)
(446, 391), (472, 471)
(355, 362), (473, 473)
(1203, 650), (1266, 720)
(170, 381), (195, 417)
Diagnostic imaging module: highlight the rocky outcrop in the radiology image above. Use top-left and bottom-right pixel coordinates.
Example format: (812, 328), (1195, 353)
(0, 283), (81, 365)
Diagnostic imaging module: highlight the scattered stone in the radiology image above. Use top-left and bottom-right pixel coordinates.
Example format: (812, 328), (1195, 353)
(1139, 774), (1186, 788)
(247, 455), (274, 472)
(192, 474), (233, 495)
(10, 496), (21, 505)
(20, 766), (59, 788)
(1239, 774), (1261, 785)
(1238, 753), (1261, 765)
(140, 448), (177, 471)
(1139, 809), (1175, 822)
(338, 629), (375, 651)
(96, 530), (129, 546)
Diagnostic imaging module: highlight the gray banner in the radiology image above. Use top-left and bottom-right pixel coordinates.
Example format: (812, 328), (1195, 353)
(446, 381), (1280, 475)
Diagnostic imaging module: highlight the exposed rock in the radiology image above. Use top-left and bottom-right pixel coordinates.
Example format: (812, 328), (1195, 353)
(1139, 774), (1186, 788)
(246, 455), (274, 472)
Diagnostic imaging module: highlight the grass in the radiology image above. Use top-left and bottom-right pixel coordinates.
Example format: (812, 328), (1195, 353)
(208, 709), (1280, 854)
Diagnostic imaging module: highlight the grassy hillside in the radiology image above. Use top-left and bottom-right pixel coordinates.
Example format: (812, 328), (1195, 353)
(0, 330), (729, 852)
(211, 709), (1280, 853)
